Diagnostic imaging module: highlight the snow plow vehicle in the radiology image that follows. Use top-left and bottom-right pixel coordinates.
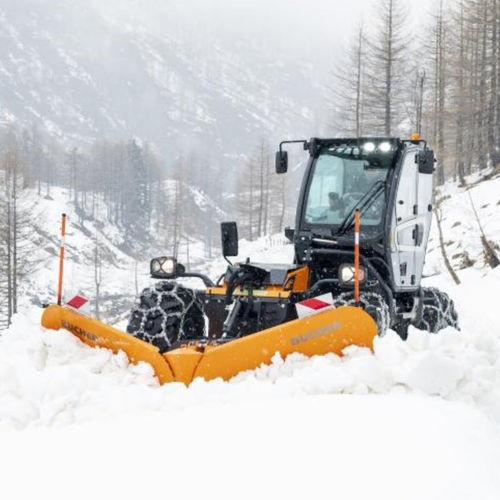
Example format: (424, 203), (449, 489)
(42, 136), (458, 385)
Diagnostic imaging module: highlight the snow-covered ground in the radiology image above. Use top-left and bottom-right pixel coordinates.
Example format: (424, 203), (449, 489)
(1, 395), (499, 500)
(1, 173), (500, 499)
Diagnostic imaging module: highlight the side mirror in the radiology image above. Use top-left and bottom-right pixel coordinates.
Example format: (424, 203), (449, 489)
(221, 222), (238, 257)
(416, 149), (435, 174)
(275, 150), (288, 174)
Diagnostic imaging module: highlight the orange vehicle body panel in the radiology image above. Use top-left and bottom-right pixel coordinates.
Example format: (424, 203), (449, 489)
(283, 265), (310, 291)
(41, 304), (377, 386)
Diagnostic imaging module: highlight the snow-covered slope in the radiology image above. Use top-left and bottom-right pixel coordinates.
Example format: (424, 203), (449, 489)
(426, 172), (500, 275)
(1, 172), (500, 498)
(0, 0), (324, 164)
(20, 182), (226, 324)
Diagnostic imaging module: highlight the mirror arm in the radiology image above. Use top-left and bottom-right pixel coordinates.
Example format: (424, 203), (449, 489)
(279, 139), (309, 154)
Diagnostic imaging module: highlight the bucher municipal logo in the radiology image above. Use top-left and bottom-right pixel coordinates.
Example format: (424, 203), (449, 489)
(291, 322), (341, 346)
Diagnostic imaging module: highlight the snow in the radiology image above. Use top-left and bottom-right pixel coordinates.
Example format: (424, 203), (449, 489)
(1, 173), (500, 498)
(2, 264), (500, 428)
(1, 396), (499, 500)
(425, 173), (500, 275)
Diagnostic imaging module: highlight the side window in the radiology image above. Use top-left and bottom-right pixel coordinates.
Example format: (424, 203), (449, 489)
(305, 156), (344, 223)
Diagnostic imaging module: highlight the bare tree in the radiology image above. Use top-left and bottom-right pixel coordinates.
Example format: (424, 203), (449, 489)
(327, 23), (367, 135)
(434, 203), (461, 285)
(364, 0), (410, 135)
(93, 227), (102, 320)
(0, 145), (34, 326)
(467, 188), (500, 268)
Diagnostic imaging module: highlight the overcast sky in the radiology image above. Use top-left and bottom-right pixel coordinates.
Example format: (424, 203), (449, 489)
(93, 0), (438, 64)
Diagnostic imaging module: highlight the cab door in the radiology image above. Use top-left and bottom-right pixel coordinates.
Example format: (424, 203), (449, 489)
(389, 148), (434, 291)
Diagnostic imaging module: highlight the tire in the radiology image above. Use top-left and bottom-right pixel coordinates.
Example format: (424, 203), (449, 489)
(413, 287), (459, 333)
(127, 281), (206, 352)
(333, 291), (391, 336)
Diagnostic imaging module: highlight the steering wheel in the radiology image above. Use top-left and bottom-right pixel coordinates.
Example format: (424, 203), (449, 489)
(305, 207), (329, 222)
(224, 264), (269, 304)
(343, 191), (383, 220)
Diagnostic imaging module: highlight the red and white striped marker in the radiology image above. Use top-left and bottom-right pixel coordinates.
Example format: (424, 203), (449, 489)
(296, 293), (335, 318)
(354, 210), (360, 306)
(66, 295), (90, 315)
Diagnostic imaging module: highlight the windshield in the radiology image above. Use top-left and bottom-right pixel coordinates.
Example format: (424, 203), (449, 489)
(304, 148), (392, 227)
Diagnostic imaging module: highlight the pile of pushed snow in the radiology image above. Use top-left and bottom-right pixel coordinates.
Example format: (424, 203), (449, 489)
(1, 265), (499, 429)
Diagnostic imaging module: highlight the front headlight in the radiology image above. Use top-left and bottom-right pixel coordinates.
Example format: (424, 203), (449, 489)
(150, 256), (181, 278)
(338, 263), (367, 285)
(160, 258), (175, 275)
(151, 259), (162, 273)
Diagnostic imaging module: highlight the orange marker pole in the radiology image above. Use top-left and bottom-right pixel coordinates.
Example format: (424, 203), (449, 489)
(354, 210), (360, 306)
(57, 213), (67, 306)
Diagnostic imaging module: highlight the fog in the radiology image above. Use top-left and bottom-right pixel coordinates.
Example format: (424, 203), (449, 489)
(0, 0), (439, 175)
(91, 0), (436, 66)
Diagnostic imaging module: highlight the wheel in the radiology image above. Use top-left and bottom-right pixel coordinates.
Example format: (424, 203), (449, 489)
(126, 281), (206, 352)
(413, 287), (459, 333)
(333, 291), (391, 336)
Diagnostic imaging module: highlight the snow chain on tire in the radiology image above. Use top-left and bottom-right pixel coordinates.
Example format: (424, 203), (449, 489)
(333, 291), (391, 336)
(127, 281), (206, 352)
(413, 287), (459, 333)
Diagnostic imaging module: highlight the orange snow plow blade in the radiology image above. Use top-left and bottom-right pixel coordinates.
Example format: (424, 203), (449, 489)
(41, 305), (175, 384)
(42, 304), (377, 386)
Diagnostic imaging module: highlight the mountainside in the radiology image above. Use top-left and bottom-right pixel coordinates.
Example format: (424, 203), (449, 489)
(0, 0), (325, 168)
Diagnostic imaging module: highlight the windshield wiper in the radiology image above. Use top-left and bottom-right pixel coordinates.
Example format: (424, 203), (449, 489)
(335, 180), (385, 235)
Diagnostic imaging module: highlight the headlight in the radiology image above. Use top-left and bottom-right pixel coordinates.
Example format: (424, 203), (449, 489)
(379, 141), (392, 152)
(150, 256), (182, 278)
(161, 258), (175, 275)
(338, 263), (367, 285)
(151, 259), (162, 273)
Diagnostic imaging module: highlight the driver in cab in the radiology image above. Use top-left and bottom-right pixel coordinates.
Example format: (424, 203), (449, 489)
(328, 192), (345, 218)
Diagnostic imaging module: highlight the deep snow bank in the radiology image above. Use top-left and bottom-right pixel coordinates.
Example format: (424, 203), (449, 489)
(1, 265), (499, 429)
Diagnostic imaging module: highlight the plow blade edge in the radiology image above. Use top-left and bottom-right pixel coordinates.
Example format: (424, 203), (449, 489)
(42, 304), (377, 386)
